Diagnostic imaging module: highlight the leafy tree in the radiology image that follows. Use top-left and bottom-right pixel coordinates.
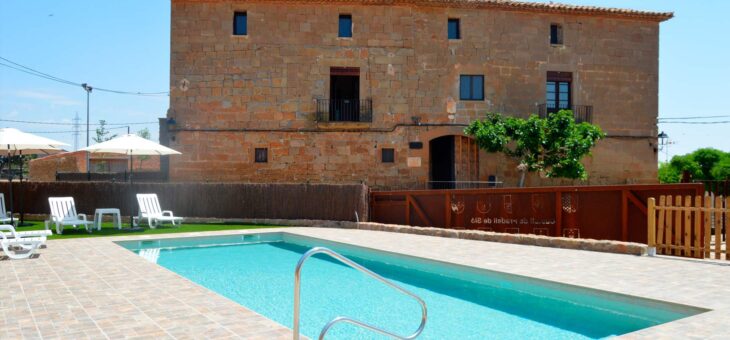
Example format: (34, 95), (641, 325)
(668, 154), (701, 180)
(658, 162), (681, 183)
(658, 148), (730, 183)
(465, 110), (605, 187)
(692, 148), (724, 180)
(711, 157), (730, 180)
(137, 128), (151, 140)
(93, 120), (117, 143)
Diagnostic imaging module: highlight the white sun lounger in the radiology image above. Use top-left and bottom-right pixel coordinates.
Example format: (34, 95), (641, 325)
(134, 194), (183, 228)
(0, 225), (52, 241)
(0, 193), (15, 226)
(46, 197), (94, 235)
(0, 227), (44, 260)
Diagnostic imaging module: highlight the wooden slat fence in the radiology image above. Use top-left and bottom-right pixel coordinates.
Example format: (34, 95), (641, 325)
(648, 195), (729, 259)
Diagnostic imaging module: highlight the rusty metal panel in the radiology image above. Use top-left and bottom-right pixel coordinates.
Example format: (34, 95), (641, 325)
(371, 184), (704, 243)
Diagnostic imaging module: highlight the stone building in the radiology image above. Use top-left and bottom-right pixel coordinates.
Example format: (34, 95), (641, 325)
(29, 151), (160, 182)
(165, 0), (672, 189)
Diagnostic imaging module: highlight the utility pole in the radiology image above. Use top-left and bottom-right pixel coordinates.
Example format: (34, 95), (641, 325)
(72, 112), (80, 151)
(82, 83), (93, 176)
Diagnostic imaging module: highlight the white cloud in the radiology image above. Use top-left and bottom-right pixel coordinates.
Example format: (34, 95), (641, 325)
(13, 90), (81, 106)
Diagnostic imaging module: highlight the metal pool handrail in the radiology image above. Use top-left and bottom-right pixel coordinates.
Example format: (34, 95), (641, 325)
(293, 247), (428, 340)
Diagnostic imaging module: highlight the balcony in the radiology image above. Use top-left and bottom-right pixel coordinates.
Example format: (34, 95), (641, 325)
(316, 98), (373, 123)
(537, 103), (593, 123)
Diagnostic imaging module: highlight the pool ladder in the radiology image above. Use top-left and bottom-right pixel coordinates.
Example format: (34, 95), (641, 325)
(293, 247), (428, 340)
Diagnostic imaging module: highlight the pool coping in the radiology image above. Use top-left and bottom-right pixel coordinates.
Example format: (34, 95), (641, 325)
(3, 227), (729, 338)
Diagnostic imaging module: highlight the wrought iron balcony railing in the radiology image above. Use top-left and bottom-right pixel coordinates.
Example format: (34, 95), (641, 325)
(537, 103), (593, 123)
(316, 98), (373, 123)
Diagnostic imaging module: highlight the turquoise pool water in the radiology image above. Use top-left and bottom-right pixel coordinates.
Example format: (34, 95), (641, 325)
(117, 233), (704, 339)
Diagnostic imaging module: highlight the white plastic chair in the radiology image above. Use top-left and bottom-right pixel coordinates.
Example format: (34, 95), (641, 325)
(134, 194), (183, 228)
(0, 193), (15, 226)
(46, 197), (94, 235)
(0, 225), (43, 260)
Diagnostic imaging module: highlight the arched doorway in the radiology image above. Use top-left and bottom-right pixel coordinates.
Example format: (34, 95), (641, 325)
(430, 136), (455, 189)
(429, 135), (479, 189)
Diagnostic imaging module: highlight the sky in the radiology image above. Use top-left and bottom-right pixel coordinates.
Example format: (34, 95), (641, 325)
(0, 0), (170, 149)
(0, 0), (728, 160)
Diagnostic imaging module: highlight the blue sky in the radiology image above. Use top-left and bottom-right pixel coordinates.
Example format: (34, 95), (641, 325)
(0, 0), (727, 160)
(0, 0), (170, 148)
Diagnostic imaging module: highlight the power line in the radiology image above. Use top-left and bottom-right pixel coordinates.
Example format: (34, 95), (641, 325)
(0, 118), (157, 126)
(659, 115), (730, 120)
(659, 121), (730, 125)
(0, 56), (169, 96)
(29, 126), (134, 134)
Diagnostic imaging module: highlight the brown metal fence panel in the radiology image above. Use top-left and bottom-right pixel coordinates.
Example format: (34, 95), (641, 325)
(3, 182), (368, 222)
(371, 184), (704, 243)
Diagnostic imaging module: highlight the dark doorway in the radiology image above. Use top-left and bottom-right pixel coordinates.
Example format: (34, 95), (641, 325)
(330, 67), (360, 121)
(430, 136), (455, 189)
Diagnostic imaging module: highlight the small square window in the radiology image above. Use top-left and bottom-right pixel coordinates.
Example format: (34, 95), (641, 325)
(234, 12), (247, 36)
(254, 148), (268, 163)
(448, 18), (460, 40)
(381, 148), (395, 163)
(550, 24), (563, 45)
(459, 75), (484, 101)
(339, 14), (352, 38)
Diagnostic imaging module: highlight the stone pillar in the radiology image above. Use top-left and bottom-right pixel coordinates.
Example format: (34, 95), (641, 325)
(158, 117), (170, 181)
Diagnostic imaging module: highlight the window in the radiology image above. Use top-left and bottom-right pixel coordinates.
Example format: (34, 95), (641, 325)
(550, 24), (563, 45)
(382, 148), (395, 163)
(234, 12), (247, 36)
(459, 75), (484, 101)
(546, 71), (571, 112)
(448, 18), (460, 40)
(254, 148), (268, 163)
(339, 14), (352, 38)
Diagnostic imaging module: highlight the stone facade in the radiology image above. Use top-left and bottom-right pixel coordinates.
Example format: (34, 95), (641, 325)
(167, 0), (671, 189)
(29, 151), (161, 182)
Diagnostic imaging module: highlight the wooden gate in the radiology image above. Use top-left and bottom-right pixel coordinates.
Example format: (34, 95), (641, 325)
(648, 195), (729, 259)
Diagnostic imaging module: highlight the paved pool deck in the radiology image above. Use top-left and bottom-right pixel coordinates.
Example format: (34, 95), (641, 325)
(1, 227), (728, 339)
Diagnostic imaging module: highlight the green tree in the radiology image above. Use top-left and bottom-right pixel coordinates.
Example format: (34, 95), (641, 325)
(658, 162), (681, 183)
(692, 148), (724, 180)
(658, 148), (730, 183)
(711, 156), (730, 180)
(93, 120), (117, 143)
(465, 110), (605, 187)
(137, 128), (151, 140)
(667, 154), (701, 181)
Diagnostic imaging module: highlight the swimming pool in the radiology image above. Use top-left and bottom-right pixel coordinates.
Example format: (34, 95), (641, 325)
(117, 233), (705, 339)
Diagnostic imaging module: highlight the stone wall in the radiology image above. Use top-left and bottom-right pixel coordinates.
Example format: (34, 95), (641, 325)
(29, 151), (162, 182)
(178, 217), (650, 256)
(28, 156), (79, 182)
(168, 0), (664, 189)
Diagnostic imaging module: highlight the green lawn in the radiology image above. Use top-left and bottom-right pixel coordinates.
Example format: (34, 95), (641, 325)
(17, 220), (286, 240)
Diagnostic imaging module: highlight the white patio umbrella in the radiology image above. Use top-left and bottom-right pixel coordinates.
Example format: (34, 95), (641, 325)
(80, 134), (181, 227)
(0, 128), (68, 225)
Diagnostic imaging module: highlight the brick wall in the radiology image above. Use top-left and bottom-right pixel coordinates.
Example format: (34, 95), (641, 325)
(29, 151), (162, 182)
(168, 0), (665, 189)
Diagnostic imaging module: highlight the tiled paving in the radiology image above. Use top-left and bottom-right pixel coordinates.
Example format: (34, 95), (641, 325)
(2, 227), (729, 338)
